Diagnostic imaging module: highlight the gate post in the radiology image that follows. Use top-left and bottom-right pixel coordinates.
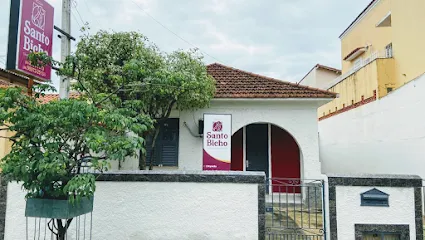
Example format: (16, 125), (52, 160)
(327, 174), (422, 239)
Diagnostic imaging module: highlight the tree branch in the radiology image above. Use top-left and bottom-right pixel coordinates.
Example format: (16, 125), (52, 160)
(94, 83), (125, 107)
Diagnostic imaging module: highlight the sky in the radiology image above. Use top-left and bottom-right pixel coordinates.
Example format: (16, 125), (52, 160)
(0, 0), (371, 90)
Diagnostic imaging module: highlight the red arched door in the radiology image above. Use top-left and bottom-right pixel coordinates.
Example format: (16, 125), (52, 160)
(231, 128), (243, 171)
(271, 125), (301, 193)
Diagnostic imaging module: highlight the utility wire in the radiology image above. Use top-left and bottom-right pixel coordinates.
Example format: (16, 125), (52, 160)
(72, 1), (87, 26)
(82, 0), (104, 29)
(130, 0), (223, 63)
(71, 10), (83, 29)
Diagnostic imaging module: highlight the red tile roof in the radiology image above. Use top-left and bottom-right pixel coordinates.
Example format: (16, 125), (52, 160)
(316, 64), (341, 74)
(0, 79), (13, 88)
(207, 63), (337, 99)
(39, 63), (337, 103)
(298, 64), (341, 84)
(38, 92), (80, 104)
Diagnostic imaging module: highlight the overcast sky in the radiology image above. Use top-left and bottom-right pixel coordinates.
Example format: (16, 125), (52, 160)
(0, 0), (370, 89)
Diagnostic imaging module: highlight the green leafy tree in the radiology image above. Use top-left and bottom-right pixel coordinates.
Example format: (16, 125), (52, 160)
(34, 30), (216, 170)
(0, 85), (152, 239)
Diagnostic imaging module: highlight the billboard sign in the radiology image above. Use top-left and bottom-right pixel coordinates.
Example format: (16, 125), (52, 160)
(6, 0), (54, 81)
(203, 114), (232, 171)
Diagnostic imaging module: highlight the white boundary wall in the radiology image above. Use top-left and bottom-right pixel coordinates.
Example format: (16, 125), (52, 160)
(320, 73), (425, 178)
(336, 186), (416, 239)
(4, 171), (263, 240)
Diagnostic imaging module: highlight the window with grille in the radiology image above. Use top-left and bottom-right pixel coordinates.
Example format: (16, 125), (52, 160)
(385, 43), (393, 58)
(146, 118), (179, 167)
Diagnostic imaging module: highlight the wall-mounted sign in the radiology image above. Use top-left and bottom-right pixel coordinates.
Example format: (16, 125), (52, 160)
(203, 114), (232, 171)
(6, 0), (54, 81)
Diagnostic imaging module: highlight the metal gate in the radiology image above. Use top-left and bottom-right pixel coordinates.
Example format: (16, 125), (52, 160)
(265, 178), (326, 240)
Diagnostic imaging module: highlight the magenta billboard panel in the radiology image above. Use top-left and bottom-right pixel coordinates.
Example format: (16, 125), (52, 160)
(7, 0), (54, 81)
(203, 114), (232, 171)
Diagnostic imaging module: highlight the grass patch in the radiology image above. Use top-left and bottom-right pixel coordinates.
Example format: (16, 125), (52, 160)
(266, 206), (323, 236)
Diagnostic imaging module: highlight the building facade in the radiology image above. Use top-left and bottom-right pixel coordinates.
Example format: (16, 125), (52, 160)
(110, 63), (336, 182)
(298, 64), (341, 90)
(307, 0), (425, 179)
(316, 0), (425, 120)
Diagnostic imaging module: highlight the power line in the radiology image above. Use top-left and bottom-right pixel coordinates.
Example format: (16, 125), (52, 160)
(130, 0), (223, 63)
(71, 10), (83, 29)
(82, 0), (103, 29)
(72, 1), (87, 26)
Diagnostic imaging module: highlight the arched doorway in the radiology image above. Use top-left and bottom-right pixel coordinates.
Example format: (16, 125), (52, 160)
(231, 123), (301, 193)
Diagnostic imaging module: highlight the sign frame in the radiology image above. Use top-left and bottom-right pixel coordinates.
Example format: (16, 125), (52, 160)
(6, 0), (55, 82)
(202, 113), (232, 171)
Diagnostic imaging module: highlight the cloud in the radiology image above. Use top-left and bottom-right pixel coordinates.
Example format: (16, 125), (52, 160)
(0, 0), (372, 89)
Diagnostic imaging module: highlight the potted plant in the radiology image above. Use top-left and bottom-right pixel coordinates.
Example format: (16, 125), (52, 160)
(0, 85), (152, 239)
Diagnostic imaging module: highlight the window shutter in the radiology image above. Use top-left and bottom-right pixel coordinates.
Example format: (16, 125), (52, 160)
(145, 118), (179, 167)
(159, 119), (179, 166)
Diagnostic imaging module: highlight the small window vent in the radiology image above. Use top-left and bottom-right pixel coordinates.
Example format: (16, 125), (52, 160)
(361, 188), (389, 207)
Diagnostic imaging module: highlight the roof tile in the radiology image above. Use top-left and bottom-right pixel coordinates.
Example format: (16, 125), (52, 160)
(207, 63), (336, 99)
(39, 63), (337, 103)
(38, 92), (80, 104)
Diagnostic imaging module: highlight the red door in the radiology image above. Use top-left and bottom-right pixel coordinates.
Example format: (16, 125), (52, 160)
(231, 128), (243, 171)
(271, 125), (301, 193)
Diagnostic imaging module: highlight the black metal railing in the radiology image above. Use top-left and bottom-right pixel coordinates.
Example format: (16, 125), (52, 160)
(265, 178), (325, 240)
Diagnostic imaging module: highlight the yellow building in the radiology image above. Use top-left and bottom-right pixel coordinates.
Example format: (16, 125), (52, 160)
(0, 68), (33, 162)
(318, 0), (425, 120)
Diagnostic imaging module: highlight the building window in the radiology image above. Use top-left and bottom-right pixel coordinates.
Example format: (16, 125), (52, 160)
(146, 118), (179, 167)
(363, 232), (400, 240)
(385, 43), (393, 58)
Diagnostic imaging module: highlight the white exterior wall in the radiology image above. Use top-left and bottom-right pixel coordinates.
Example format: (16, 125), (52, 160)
(5, 181), (259, 240)
(299, 69), (317, 88)
(179, 99), (327, 179)
(320, 73), (425, 178)
(315, 69), (340, 90)
(299, 68), (340, 90)
(335, 186), (416, 239)
(117, 99), (327, 180)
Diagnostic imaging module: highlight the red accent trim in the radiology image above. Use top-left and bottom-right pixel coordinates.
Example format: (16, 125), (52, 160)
(319, 90), (377, 121)
(343, 47), (366, 61)
(271, 125), (301, 193)
(231, 129), (243, 171)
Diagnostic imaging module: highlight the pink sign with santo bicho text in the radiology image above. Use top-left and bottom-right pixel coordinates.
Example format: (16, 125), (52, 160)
(203, 114), (232, 171)
(16, 0), (54, 81)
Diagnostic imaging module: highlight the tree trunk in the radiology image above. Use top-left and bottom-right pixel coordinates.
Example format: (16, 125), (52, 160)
(138, 132), (148, 170)
(56, 218), (72, 240)
(148, 125), (161, 170)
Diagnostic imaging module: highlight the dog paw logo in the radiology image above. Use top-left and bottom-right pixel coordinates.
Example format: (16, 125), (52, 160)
(212, 121), (223, 132)
(31, 2), (46, 30)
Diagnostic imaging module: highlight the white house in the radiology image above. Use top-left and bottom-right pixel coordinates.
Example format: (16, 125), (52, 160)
(297, 64), (341, 90)
(40, 63), (336, 186)
(114, 63), (336, 185)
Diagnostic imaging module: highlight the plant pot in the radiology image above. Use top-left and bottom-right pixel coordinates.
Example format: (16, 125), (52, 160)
(25, 197), (94, 219)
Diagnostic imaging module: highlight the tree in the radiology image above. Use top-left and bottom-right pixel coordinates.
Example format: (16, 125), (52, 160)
(0, 85), (152, 239)
(39, 30), (216, 170)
